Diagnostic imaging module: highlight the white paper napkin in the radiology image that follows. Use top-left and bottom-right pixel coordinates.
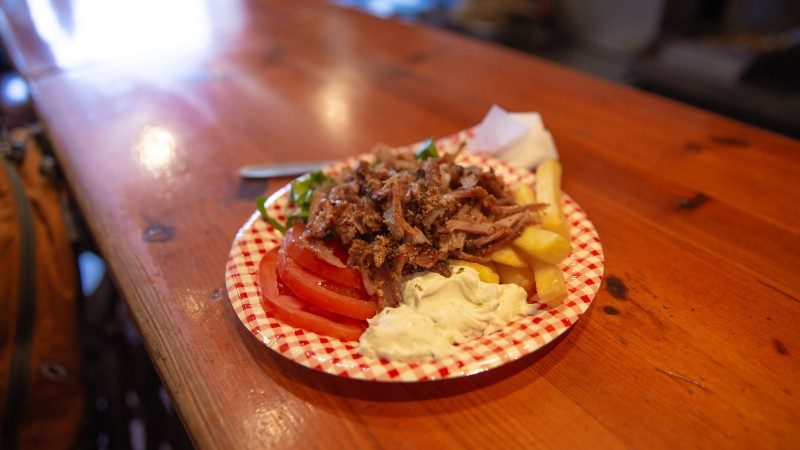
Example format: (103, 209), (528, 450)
(467, 105), (559, 168)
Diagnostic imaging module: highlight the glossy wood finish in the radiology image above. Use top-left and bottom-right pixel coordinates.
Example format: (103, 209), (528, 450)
(3, 1), (799, 448)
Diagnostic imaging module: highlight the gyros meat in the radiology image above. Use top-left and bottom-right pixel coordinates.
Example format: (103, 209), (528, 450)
(304, 144), (545, 309)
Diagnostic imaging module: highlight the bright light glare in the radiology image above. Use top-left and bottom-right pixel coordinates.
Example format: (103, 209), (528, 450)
(134, 126), (177, 177)
(29, 0), (212, 67)
(318, 82), (351, 132)
(3, 77), (29, 103)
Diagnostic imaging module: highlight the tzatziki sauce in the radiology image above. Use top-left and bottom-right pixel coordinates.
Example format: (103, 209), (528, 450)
(358, 265), (536, 362)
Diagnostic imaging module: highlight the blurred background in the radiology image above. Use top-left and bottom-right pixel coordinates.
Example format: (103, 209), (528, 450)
(0, 1), (797, 450)
(336, 0), (800, 138)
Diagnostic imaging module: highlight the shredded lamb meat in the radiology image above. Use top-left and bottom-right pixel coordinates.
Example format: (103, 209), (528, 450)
(304, 146), (545, 309)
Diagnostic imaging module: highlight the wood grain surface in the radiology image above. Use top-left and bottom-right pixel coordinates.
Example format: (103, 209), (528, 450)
(2, 0), (798, 448)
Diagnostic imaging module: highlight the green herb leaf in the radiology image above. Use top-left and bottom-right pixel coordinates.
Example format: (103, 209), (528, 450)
(256, 195), (286, 234)
(309, 170), (328, 185)
(289, 171), (327, 206)
(414, 138), (439, 160)
(289, 210), (308, 219)
(299, 188), (315, 206)
(289, 178), (311, 205)
(286, 170), (329, 227)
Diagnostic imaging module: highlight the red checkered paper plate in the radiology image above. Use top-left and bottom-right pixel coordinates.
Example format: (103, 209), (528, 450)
(226, 131), (604, 382)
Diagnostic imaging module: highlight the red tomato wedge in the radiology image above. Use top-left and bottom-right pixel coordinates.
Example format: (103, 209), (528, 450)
(283, 224), (363, 289)
(259, 248), (367, 342)
(276, 248), (378, 320)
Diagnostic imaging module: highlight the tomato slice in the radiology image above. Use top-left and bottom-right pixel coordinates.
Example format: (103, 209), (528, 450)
(260, 248), (282, 299)
(259, 248), (367, 342)
(277, 248), (378, 320)
(283, 224), (363, 289)
(267, 296), (367, 342)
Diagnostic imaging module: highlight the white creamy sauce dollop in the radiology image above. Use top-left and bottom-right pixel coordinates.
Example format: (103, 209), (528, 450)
(358, 265), (536, 362)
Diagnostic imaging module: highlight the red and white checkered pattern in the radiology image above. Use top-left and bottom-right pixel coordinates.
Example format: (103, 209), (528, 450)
(225, 130), (604, 382)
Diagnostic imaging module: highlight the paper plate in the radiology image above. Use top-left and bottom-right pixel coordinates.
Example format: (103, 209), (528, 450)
(225, 130), (604, 381)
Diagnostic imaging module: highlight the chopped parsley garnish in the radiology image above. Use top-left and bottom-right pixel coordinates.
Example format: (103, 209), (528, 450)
(258, 170), (330, 233)
(414, 138), (439, 160)
(256, 195), (286, 234)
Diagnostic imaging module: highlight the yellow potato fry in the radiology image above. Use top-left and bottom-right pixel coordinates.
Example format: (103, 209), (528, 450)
(489, 246), (527, 268)
(532, 260), (568, 307)
(512, 227), (571, 265)
(535, 159), (570, 239)
(496, 264), (535, 295)
(448, 260), (499, 284)
(514, 182), (536, 205)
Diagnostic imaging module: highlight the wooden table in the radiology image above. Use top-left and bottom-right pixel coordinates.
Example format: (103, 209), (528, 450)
(2, 0), (798, 448)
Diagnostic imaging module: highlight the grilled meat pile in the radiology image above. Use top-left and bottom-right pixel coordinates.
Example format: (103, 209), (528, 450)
(302, 145), (543, 309)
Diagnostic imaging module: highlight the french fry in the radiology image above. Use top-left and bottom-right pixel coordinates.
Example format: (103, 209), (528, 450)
(448, 260), (500, 284)
(512, 164), (569, 307)
(506, 160), (572, 307)
(489, 246), (527, 268)
(496, 264), (535, 295)
(532, 259), (568, 307)
(535, 159), (570, 239)
(514, 182), (536, 205)
(512, 227), (571, 265)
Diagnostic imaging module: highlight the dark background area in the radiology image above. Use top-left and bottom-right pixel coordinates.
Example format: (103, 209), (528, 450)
(336, 0), (800, 138)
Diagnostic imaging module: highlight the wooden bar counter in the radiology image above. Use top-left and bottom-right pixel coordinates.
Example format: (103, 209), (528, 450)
(1, 0), (798, 448)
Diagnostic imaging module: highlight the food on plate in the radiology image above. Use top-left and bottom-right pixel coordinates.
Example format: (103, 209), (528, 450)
(282, 223), (362, 289)
(489, 246), (527, 268)
(446, 259), (499, 283)
(276, 245), (378, 320)
(514, 181), (537, 205)
(531, 259), (568, 306)
(501, 174), (571, 306)
(512, 227), (571, 265)
(358, 264), (535, 361)
(495, 263), (535, 294)
(256, 139), (572, 355)
(258, 247), (367, 341)
(535, 159), (570, 239)
(301, 143), (545, 310)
